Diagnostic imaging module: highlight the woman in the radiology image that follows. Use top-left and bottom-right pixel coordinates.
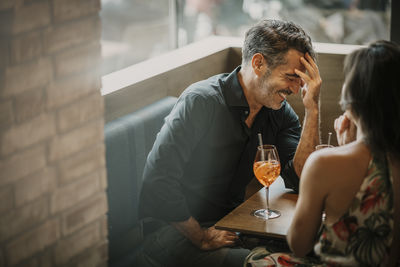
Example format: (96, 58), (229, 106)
(245, 40), (400, 266)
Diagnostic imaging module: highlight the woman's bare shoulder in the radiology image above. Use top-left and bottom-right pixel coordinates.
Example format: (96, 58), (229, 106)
(301, 141), (370, 187)
(310, 141), (367, 166)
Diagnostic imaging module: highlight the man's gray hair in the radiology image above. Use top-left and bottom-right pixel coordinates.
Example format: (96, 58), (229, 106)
(242, 19), (316, 69)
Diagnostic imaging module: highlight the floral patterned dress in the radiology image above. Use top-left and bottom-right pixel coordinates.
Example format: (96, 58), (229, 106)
(245, 155), (394, 267)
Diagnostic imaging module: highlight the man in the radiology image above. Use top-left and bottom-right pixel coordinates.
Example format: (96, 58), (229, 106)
(136, 19), (321, 267)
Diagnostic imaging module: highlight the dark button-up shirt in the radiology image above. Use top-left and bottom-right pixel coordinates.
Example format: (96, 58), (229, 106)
(139, 66), (301, 224)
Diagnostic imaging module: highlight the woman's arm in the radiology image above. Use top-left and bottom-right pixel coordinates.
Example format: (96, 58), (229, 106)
(287, 152), (328, 257)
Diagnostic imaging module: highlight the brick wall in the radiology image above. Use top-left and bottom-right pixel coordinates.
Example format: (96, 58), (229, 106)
(0, 0), (108, 266)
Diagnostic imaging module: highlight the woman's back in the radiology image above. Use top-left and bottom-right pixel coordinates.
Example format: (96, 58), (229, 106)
(314, 142), (394, 266)
(319, 141), (372, 225)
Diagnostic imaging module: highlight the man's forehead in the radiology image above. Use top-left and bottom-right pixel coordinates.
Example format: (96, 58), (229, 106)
(276, 61), (305, 75)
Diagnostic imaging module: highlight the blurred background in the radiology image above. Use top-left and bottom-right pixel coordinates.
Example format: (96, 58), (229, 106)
(100, 0), (391, 75)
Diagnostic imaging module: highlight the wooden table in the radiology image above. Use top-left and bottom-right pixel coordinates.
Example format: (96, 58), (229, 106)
(215, 177), (298, 239)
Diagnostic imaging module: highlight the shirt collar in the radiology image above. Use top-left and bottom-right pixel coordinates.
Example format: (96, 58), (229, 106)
(221, 66), (249, 108)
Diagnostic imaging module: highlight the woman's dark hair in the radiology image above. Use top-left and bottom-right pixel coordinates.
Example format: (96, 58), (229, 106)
(341, 40), (400, 159)
(242, 19), (315, 69)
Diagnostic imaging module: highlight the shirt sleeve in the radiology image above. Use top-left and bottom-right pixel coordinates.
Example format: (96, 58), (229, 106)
(276, 102), (301, 192)
(139, 91), (213, 222)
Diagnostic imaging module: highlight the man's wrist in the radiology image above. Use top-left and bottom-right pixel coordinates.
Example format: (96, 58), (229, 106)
(304, 107), (319, 117)
(195, 227), (206, 248)
(172, 216), (206, 248)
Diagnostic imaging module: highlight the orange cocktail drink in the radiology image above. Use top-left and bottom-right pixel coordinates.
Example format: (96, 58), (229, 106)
(253, 160), (281, 187)
(253, 144), (281, 220)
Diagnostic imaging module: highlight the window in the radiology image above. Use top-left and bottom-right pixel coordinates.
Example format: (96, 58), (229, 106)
(100, 0), (392, 75)
(177, 0), (391, 46)
(100, 0), (172, 75)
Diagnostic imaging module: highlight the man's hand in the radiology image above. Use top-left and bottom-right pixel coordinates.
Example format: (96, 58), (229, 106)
(295, 53), (322, 112)
(292, 53), (322, 177)
(199, 226), (238, 250)
(334, 112), (357, 146)
(172, 217), (238, 251)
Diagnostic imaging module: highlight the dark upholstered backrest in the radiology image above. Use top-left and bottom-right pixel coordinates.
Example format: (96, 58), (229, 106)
(104, 96), (177, 266)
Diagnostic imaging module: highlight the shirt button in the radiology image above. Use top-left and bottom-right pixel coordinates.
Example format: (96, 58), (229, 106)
(244, 111), (249, 115)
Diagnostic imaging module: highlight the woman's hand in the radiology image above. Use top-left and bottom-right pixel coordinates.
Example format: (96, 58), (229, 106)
(334, 112), (357, 146)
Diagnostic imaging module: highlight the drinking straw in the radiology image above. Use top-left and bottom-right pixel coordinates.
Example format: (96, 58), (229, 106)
(258, 133), (265, 161)
(327, 132), (332, 146)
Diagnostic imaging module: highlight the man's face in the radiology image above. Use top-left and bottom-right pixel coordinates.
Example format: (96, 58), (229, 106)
(255, 49), (306, 110)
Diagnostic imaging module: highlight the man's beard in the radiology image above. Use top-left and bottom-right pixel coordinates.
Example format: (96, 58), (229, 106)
(259, 74), (280, 109)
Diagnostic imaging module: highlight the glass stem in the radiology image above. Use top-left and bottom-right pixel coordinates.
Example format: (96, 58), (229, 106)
(265, 186), (270, 217)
